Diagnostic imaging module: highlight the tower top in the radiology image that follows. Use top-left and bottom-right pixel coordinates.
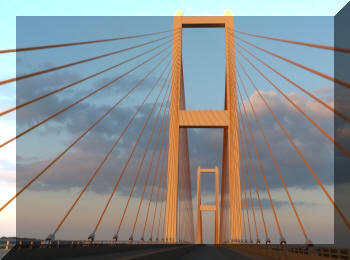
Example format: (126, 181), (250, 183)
(175, 10), (183, 16)
(224, 9), (233, 16)
(174, 9), (233, 16)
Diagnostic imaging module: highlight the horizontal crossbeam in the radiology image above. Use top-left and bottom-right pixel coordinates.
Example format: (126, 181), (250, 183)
(179, 110), (229, 128)
(181, 16), (229, 28)
(198, 168), (218, 173)
(200, 205), (217, 211)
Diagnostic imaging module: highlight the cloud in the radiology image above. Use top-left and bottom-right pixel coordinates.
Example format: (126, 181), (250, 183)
(15, 65), (170, 197)
(313, 85), (333, 96)
(15, 85), (337, 198)
(15, 70), (160, 128)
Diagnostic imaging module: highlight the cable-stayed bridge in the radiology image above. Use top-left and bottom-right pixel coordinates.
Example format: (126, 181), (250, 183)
(0, 8), (349, 260)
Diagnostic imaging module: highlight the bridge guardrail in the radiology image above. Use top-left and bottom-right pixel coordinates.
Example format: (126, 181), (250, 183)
(220, 243), (350, 260)
(0, 239), (179, 250)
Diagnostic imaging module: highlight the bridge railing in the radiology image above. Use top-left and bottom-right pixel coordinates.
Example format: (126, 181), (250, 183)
(220, 244), (350, 260)
(0, 239), (170, 250)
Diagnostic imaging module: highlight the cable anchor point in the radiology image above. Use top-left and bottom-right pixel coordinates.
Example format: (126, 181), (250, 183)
(113, 232), (119, 241)
(46, 233), (55, 241)
(88, 232), (95, 242)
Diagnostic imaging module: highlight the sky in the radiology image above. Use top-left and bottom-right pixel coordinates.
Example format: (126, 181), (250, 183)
(0, 0), (349, 245)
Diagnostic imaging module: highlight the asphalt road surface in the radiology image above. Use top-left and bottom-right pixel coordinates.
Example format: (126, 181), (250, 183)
(61, 245), (256, 260)
(179, 245), (256, 260)
(1, 245), (258, 260)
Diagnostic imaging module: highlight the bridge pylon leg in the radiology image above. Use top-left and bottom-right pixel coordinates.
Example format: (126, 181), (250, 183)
(164, 12), (184, 244)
